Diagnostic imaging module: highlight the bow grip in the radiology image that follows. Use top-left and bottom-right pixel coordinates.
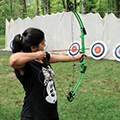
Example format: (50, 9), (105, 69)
(80, 55), (84, 62)
(82, 27), (87, 35)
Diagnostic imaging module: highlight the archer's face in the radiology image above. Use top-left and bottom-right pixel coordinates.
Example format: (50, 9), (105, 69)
(31, 39), (46, 52)
(37, 39), (46, 51)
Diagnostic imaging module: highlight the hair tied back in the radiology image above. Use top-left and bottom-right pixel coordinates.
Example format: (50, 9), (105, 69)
(20, 34), (23, 42)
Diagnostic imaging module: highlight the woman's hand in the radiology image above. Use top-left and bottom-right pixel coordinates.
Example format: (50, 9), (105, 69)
(35, 51), (46, 60)
(74, 53), (85, 61)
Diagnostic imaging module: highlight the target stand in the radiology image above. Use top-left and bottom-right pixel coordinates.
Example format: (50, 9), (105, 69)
(90, 41), (107, 60)
(113, 43), (120, 62)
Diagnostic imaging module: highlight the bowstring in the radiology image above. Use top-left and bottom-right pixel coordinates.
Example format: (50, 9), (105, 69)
(71, 11), (75, 93)
(59, 11), (76, 98)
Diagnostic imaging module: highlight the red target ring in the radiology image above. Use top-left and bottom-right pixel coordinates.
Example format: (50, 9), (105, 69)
(95, 46), (101, 53)
(72, 46), (77, 52)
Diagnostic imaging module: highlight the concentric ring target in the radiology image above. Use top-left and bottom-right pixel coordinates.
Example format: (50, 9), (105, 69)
(113, 43), (120, 62)
(68, 41), (81, 56)
(9, 40), (13, 51)
(90, 41), (107, 60)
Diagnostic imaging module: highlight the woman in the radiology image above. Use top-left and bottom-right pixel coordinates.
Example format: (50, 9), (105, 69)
(9, 28), (85, 120)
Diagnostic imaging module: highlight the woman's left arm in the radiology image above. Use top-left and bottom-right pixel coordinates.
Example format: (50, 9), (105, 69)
(49, 53), (85, 63)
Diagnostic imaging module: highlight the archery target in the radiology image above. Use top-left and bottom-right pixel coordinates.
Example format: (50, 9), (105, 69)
(68, 41), (81, 56)
(90, 41), (107, 60)
(113, 43), (120, 62)
(9, 40), (13, 51)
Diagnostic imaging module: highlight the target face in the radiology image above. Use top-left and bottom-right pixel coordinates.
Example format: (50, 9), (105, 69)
(9, 40), (13, 51)
(90, 41), (107, 60)
(68, 41), (81, 56)
(113, 43), (120, 62)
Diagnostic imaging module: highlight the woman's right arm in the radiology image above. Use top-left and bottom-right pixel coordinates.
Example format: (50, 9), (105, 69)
(9, 51), (46, 69)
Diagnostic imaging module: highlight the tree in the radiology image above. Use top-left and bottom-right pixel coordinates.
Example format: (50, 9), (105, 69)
(81, 0), (85, 14)
(74, 0), (76, 9)
(20, 0), (27, 18)
(42, 0), (50, 14)
(67, 0), (70, 11)
(10, 0), (12, 17)
(36, 0), (40, 15)
(62, 0), (66, 9)
(115, 0), (120, 17)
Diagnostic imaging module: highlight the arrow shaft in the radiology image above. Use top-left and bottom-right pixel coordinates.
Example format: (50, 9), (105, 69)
(47, 48), (89, 52)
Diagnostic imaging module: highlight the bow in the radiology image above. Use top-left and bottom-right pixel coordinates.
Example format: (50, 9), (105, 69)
(67, 2), (87, 102)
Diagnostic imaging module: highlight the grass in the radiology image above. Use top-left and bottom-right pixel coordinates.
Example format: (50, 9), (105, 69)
(54, 58), (120, 120)
(0, 35), (5, 49)
(0, 54), (120, 120)
(0, 35), (120, 119)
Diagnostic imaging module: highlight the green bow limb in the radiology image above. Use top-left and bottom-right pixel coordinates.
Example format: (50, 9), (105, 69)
(67, 2), (87, 102)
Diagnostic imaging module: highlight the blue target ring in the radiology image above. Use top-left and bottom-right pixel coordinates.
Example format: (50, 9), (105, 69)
(9, 40), (13, 50)
(115, 46), (120, 58)
(113, 43), (120, 61)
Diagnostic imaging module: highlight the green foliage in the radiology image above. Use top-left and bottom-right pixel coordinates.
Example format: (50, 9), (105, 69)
(0, 35), (5, 49)
(85, 0), (116, 18)
(0, 0), (9, 34)
(0, 0), (118, 35)
(50, 0), (63, 14)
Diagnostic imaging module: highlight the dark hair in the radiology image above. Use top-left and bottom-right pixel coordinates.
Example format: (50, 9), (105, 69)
(11, 28), (44, 53)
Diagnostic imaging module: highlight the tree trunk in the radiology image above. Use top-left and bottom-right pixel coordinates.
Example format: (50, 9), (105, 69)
(36, 0), (39, 15)
(43, 0), (47, 14)
(23, 0), (27, 18)
(42, 0), (50, 15)
(20, 0), (27, 18)
(74, 0), (76, 10)
(62, 0), (66, 9)
(115, 0), (120, 17)
(10, 0), (12, 17)
(67, 0), (70, 11)
(81, 0), (85, 14)
(48, 0), (50, 14)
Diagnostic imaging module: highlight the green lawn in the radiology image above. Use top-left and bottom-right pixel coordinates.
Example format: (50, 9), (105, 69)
(0, 53), (120, 120)
(0, 34), (120, 119)
(0, 35), (5, 49)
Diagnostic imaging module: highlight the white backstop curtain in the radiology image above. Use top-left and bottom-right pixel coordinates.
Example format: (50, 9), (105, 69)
(5, 12), (120, 60)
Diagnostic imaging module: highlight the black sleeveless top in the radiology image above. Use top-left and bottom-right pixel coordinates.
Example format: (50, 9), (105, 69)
(15, 52), (58, 120)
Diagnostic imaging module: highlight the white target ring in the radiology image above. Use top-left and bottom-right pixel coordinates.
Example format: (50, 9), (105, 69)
(113, 43), (120, 62)
(90, 41), (107, 60)
(68, 41), (81, 56)
(9, 40), (13, 51)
